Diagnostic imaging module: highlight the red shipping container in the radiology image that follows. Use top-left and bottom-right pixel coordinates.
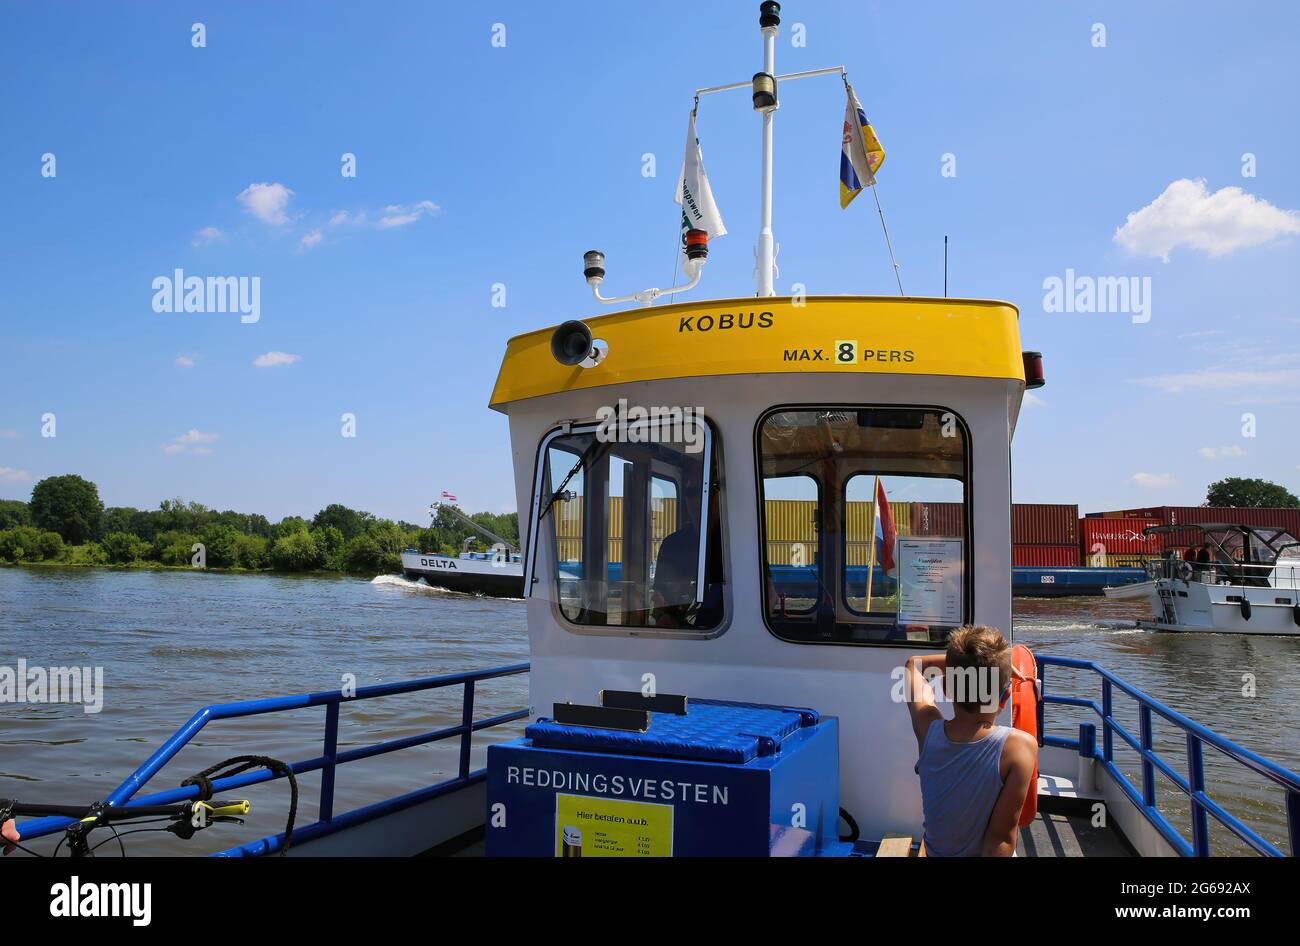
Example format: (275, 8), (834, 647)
(1165, 506), (1300, 534)
(1083, 507), (1300, 550)
(1012, 504), (1079, 545)
(1012, 544), (1079, 567)
(910, 502), (964, 537)
(1079, 518), (1162, 557)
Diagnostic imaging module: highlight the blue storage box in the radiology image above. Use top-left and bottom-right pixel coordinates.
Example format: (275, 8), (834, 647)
(486, 699), (841, 857)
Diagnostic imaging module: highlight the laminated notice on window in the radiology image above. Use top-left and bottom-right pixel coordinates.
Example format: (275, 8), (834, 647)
(897, 538), (963, 627)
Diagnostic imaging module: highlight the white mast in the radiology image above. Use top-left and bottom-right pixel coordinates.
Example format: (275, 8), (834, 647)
(584, 3), (865, 304)
(756, 3), (779, 297)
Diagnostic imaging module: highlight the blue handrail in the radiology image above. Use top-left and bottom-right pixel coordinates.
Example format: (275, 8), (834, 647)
(1037, 654), (1300, 857)
(16, 662), (531, 854)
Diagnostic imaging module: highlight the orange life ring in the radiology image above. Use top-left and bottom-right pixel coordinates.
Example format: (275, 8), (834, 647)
(1009, 644), (1039, 827)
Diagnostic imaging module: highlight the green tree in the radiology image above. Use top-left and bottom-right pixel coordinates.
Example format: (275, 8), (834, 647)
(273, 516), (311, 540)
(151, 530), (201, 566)
(199, 523), (241, 568)
(1206, 477), (1299, 508)
(270, 530), (323, 571)
(101, 506), (140, 536)
(156, 498), (213, 536)
(0, 499), (31, 530)
(101, 531), (146, 564)
(342, 534), (385, 573)
(312, 526), (346, 570)
(0, 526), (60, 562)
(312, 504), (375, 540)
(34, 531), (64, 561)
(29, 474), (104, 544)
(232, 533), (269, 569)
(0, 527), (41, 562)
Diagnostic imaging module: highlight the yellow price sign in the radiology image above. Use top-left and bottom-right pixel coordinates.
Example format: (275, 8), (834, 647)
(554, 793), (674, 857)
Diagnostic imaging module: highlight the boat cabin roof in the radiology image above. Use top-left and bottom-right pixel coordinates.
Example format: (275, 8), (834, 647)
(488, 295), (1023, 411)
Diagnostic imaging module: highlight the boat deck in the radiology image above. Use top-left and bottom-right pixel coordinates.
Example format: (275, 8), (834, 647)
(1019, 809), (1132, 857)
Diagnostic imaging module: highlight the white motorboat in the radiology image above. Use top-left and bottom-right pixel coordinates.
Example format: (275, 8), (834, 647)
(1105, 523), (1300, 635)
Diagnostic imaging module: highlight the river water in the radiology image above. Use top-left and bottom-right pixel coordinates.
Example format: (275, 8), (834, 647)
(2, 568), (1295, 856)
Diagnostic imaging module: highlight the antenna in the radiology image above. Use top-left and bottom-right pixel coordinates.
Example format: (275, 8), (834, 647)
(944, 235), (948, 297)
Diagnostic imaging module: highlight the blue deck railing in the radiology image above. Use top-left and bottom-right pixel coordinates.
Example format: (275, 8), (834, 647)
(17, 662), (531, 855)
(17, 654), (1300, 857)
(1037, 654), (1300, 857)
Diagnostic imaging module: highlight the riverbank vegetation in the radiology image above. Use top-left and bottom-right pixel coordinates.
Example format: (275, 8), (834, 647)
(0, 475), (518, 576)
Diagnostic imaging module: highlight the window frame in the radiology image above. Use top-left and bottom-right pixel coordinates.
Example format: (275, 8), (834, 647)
(761, 471), (823, 617)
(753, 403), (974, 649)
(840, 469), (966, 619)
(523, 415), (727, 639)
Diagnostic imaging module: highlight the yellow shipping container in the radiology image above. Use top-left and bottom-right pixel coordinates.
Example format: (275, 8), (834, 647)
(764, 499), (910, 566)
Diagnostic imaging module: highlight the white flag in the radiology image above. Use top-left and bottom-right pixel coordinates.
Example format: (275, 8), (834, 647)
(676, 110), (726, 254)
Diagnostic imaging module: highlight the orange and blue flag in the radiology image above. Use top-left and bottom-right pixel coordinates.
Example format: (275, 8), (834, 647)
(840, 83), (885, 208)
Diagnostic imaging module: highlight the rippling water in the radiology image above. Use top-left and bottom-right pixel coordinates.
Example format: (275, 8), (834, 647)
(2, 568), (1295, 856)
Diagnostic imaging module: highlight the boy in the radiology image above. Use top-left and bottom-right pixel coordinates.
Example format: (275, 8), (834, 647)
(902, 625), (1036, 856)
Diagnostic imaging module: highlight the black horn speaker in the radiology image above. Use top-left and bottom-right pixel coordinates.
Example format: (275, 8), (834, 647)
(551, 320), (594, 366)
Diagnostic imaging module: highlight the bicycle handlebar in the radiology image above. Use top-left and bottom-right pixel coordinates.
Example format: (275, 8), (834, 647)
(2, 797), (251, 823)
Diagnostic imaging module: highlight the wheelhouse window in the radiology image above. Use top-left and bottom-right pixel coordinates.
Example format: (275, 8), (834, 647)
(758, 408), (969, 645)
(528, 415), (723, 633)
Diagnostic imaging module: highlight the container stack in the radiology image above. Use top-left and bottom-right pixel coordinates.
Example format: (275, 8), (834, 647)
(1012, 503), (1080, 567)
(1080, 507), (1300, 564)
(1077, 517), (1161, 567)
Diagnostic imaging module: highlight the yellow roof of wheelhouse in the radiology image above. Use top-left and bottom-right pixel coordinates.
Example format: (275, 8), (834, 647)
(488, 295), (1023, 411)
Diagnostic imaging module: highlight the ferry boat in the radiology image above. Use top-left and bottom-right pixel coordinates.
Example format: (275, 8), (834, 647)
(7, 2), (1298, 861)
(1104, 523), (1300, 635)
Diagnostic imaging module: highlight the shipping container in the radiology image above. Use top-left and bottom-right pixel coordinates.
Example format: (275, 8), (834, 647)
(1084, 506), (1300, 547)
(1012, 544), (1079, 567)
(910, 502), (965, 537)
(1012, 504), (1079, 545)
(764, 499), (912, 565)
(1079, 517), (1162, 557)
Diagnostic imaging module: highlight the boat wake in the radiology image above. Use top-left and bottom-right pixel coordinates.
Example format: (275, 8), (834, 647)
(370, 574), (447, 595)
(1015, 620), (1141, 635)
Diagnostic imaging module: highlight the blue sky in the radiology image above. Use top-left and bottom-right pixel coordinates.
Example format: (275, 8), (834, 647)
(1, 1), (1298, 522)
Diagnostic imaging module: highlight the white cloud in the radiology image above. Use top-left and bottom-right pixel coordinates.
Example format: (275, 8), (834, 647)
(191, 226), (226, 247)
(1198, 445), (1246, 460)
(237, 182), (295, 226)
(162, 429), (217, 455)
(1114, 178), (1300, 261)
(1022, 391), (1045, 407)
(1132, 472), (1175, 488)
(377, 200), (439, 229)
(253, 351), (301, 368)
(1136, 366), (1300, 394)
(300, 228), (323, 250)
(0, 467), (31, 483)
(177, 429), (217, 445)
(328, 211), (349, 226)
(175, 354), (195, 368)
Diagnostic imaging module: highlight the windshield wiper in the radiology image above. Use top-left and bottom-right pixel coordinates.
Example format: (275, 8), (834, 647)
(537, 437), (614, 524)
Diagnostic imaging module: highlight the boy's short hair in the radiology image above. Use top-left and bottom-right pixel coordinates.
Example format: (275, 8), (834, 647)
(945, 625), (1012, 712)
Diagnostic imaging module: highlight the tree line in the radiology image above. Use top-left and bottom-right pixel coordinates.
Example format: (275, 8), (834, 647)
(0, 474), (519, 576)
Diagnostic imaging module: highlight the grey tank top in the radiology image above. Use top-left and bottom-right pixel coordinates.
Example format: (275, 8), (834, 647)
(917, 719), (1011, 857)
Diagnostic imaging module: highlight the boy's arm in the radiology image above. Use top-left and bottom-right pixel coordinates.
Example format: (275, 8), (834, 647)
(980, 730), (1037, 856)
(903, 654), (946, 753)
